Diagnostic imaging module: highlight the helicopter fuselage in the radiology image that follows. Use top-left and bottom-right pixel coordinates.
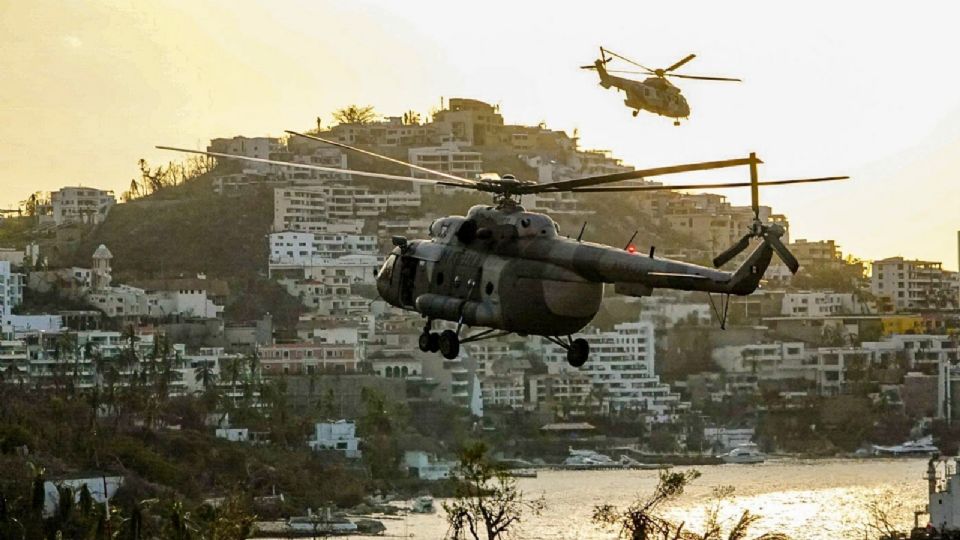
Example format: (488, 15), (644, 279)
(376, 204), (772, 337)
(608, 74), (691, 119)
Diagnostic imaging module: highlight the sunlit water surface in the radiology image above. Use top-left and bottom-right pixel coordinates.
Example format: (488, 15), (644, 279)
(342, 458), (928, 539)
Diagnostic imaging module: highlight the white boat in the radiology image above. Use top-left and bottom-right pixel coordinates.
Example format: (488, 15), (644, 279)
(564, 448), (617, 467)
(411, 496), (435, 513)
(720, 443), (765, 464)
(872, 435), (939, 456)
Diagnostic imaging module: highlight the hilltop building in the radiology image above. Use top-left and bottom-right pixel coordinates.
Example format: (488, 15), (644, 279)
(208, 136), (282, 174)
(48, 187), (116, 226)
(0, 261), (24, 318)
(308, 420), (361, 458)
(408, 143), (483, 179)
(871, 257), (959, 311)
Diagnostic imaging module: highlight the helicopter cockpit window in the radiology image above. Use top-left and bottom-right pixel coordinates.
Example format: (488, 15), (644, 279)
(378, 254), (396, 281)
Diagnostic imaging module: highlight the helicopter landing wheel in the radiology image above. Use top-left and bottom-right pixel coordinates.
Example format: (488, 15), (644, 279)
(632, 110), (639, 117)
(439, 330), (460, 360)
(418, 332), (432, 352)
(673, 119), (680, 126)
(566, 338), (590, 368)
(419, 332), (440, 353)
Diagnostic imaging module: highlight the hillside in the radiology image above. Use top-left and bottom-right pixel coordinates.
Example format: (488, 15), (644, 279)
(66, 174), (273, 282)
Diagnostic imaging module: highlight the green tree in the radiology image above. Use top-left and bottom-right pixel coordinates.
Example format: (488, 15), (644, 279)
(443, 442), (544, 540)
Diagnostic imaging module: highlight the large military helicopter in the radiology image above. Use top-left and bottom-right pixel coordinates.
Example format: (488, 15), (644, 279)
(160, 133), (846, 367)
(582, 47), (741, 125)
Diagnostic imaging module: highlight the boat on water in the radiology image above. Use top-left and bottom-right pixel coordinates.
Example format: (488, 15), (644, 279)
(563, 448), (618, 468)
(720, 443), (765, 464)
(287, 514), (358, 535)
(872, 435), (939, 456)
(563, 448), (666, 470)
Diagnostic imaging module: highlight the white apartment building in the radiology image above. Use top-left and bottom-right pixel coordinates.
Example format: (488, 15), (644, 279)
(269, 232), (378, 265)
(871, 257), (959, 311)
(208, 136), (282, 174)
(638, 297), (713, 327)
(403, 451), (455, 481)
(480, 371), (526, 409)
(49, 187), (116, 226)
(273, 185), (420, 233)
(543, 321), (686, 420)
(0, 261), (24, 318)
(287, 147), (349, 182)
(87, 285), (147, 318)
(308, 420), (361, 458)
(0, 330), (186, 389)
(408, 143), (483, 179)
(270, 253), (378, 286)
(815, 347), (875, 395)
(712, 342), (813, 381)
(781, 291), (867, 317)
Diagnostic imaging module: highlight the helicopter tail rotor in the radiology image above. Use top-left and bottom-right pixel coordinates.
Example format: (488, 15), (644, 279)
(711, 153), (808, 274)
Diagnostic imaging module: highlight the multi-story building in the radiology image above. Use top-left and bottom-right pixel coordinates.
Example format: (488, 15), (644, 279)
(259, 342), (359, 375)
(790, 239), (843, 266)
(871, 257), (959, 311)
(322, 116), (439, 147)
(269, 232), (377, 265)
(272, 184), (420, 233)
(0, 261), (24, 318)
(308, 420), (361, 458)
(0, 329), (187, 390)
(208, 136), (282, 174)
(543, 321), (686, 420)
(527, 371), (593, 416)
(712, 342), (813, 381)
(431, 98), (504, 146)
(780, 291), (869, 317)
(408, 143), (483, 179)
(815, 346), (876, 395)
(49, 187), (116, 226)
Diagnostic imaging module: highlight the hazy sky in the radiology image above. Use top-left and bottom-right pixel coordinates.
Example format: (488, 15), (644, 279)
(2, 1), (959, 269)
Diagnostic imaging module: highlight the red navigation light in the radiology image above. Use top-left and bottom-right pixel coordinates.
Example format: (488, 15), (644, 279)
(626, 244), (637, 254)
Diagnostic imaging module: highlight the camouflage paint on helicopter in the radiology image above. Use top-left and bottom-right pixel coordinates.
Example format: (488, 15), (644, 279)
(159, 130), (846, 367)
(377, 203), (773, 339)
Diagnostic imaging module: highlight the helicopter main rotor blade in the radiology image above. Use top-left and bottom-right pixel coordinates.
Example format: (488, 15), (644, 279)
(667, 73), (742, 82)
(155, 146), (475, 188)
(523, 156), (762, 194)
(665, 54), (697, 73)
(599, 47), (655, 72)
(285, 130), (476, 185)
(567, 176), (848, 192)
(604, 69), (657, 75)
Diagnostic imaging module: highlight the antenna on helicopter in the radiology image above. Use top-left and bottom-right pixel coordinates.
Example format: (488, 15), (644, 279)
(576, 222), (588, 243)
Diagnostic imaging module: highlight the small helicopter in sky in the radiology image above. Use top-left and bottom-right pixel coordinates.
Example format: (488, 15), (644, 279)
(582, 47), (741, 125)
(160, 134), (846, 368)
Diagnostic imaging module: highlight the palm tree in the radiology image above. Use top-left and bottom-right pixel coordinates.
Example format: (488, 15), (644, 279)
(120, 325), (141, 382)
(195, 363), (217, 391)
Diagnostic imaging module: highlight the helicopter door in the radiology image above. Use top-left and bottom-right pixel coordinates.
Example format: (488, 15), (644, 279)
(398, 255), (419, 307)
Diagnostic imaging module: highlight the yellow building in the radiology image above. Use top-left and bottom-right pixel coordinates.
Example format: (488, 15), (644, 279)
(881, 315), (924, 336)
